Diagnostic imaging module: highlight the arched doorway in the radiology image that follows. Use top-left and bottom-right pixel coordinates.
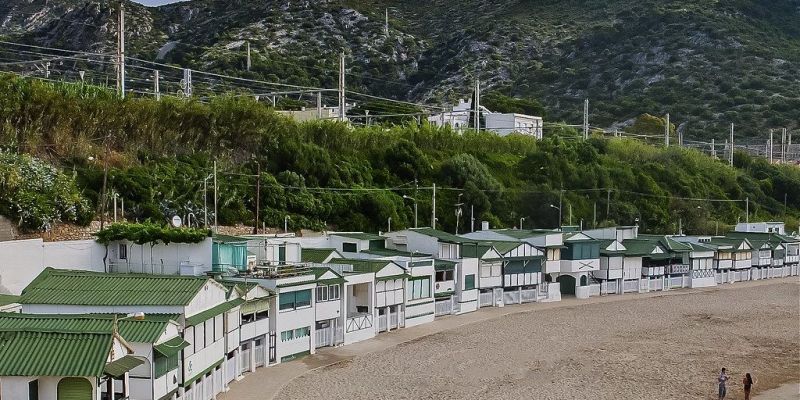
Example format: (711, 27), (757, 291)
(57, 377), (92, 400)
(557, 275), (576, 296)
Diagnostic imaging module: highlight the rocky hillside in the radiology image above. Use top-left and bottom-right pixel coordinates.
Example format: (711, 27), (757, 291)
(1, 0), (798, 138)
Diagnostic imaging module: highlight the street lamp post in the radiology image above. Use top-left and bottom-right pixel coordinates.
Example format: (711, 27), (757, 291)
(519, 217), (525, 230)
(402, 195), (418, 228)
(284, 215), (290, 233)
(549, 204), (562, 230)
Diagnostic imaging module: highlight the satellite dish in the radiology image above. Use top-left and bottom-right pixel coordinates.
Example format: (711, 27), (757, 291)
(171, 215), (182, 228)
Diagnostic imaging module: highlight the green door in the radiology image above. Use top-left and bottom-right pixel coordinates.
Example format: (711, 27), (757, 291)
(557, 275), (576, 296)
(57, 378), (92, 400)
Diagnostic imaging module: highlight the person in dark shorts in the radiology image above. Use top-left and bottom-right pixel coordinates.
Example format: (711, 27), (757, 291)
(718, 368), (729, 399)
(743, 373), (754, 400)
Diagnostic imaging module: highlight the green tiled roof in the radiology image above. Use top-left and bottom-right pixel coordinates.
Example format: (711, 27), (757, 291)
(0, 331), (112, 376)
(638, 235), (692, 253)
(360, 248), (432, 257)
(331, 258), (397, 273)
(104, 355), (144, 378)
(301, 248), (340, 263)
(312, 267), (346, 285)
(489, 229), (551, 239)
(727, 231), (799, 244)
(408, 228), (474, 243)
(0, 294), (19, 306)
(0, 313), (175, 343)
(154, 336), (190, 357)
(185, 298), (244, 326)
(20, 268), (209, 306)
(620, 240), (661, 257)
(332, 232), (385, 241)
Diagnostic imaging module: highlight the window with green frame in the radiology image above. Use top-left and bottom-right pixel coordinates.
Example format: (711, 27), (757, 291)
(154, 353), (179, 378)
(464, 274), (475, 290)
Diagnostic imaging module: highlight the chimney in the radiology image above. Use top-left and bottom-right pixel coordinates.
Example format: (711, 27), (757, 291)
(481, 221), (489, 231)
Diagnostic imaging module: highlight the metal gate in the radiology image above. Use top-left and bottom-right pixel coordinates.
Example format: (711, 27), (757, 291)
(254, 337), (265, 368)
(268, 331), (277, 364)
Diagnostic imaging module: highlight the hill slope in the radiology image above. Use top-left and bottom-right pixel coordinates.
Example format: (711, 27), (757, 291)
(0, 0), (798, 139)
(0, 75), (798, 235)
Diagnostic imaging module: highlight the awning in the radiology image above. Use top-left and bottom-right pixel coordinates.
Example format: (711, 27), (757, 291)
(241, 298), (270, 315)
(104, 355), (144, 378)
(434, 260), (456, 271)
(154, 336), (190, 357)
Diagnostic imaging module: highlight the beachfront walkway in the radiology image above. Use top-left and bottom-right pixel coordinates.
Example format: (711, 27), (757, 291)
(219, 278), (798, 400)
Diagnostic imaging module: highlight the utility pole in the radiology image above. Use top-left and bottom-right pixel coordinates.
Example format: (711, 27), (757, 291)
(606, 189), (611, 221)
(384, 9), (389, 36)
(117, 2), (125, 99)
(254, 161), (260, 234)
(338, 53), (346, 122)
(316, 92), (322, 119)
(151, 70), (160, 101)
(558, 185), (563, 229)
(568, 204), (573, 226)
(769, 129), (774, 164)
(246, 41), (251, 71)
(203, 175), (208, 227)
(432, 183), (436, 229)
(593, 201), (597, 228)
(664, 113), (670, 147)
(583, 99), (589, 140)
(213, 161), (218, 232)
(711, 138), (716, 159)
(474, 79), (481, 131)
(183, 69), (192, 98)
(470, 205), (474, 233)
(782, 128), (787, 164)
(745, 197), (749, 225)
(729, 123), (735, 166)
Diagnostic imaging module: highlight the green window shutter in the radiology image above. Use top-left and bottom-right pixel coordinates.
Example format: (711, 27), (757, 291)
(279, 292), (296, 310)
(295, 289), (312, 307)
(278, 245), (286, 263)
(464, 274), (475, 290)
(154, 353), (179, 378)
(57, 377), (92, 400)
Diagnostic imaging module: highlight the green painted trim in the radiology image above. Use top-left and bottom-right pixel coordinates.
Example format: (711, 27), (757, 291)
(280, 350), (311, 363)
(405, 311), (435, 319)
(182, 358), (223, 387)
(376, 273), (411, 282)
(406, 300), (434, 307)
(277, 280), (317, 289)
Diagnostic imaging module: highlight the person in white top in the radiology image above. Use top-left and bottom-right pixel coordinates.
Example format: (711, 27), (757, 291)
(718, 367), (729, 399)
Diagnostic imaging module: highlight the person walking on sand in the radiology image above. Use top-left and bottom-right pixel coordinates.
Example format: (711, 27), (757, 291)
(718, 368), (729, 400)
(742, 373), (754, 400)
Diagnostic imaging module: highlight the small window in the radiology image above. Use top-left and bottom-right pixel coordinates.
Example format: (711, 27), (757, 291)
(329, 285), (340, 300)
(281, 330), (294, 342)
(242, 313), (255, 324)
(316, 286), (327, 302)
(342, 242), (358, 253)
(464, 274), (475, 290)
(279, 292), (296, 311)
(446, 270), (454, 281)
(29, 379), (38, 400)
(118, 244), (127, 260)
(255, 310), (269, 321)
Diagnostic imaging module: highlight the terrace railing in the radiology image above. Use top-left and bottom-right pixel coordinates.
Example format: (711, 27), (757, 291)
(623, 280), (639, 293)
(346, 314), (373, 333)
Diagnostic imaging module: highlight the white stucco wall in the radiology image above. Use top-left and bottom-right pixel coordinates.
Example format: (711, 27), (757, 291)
(109, 237), (212, 275)
(0, 239), (105, 295)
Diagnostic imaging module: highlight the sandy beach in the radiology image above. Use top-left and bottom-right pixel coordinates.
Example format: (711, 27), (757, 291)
(277, 281), (800, 399)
